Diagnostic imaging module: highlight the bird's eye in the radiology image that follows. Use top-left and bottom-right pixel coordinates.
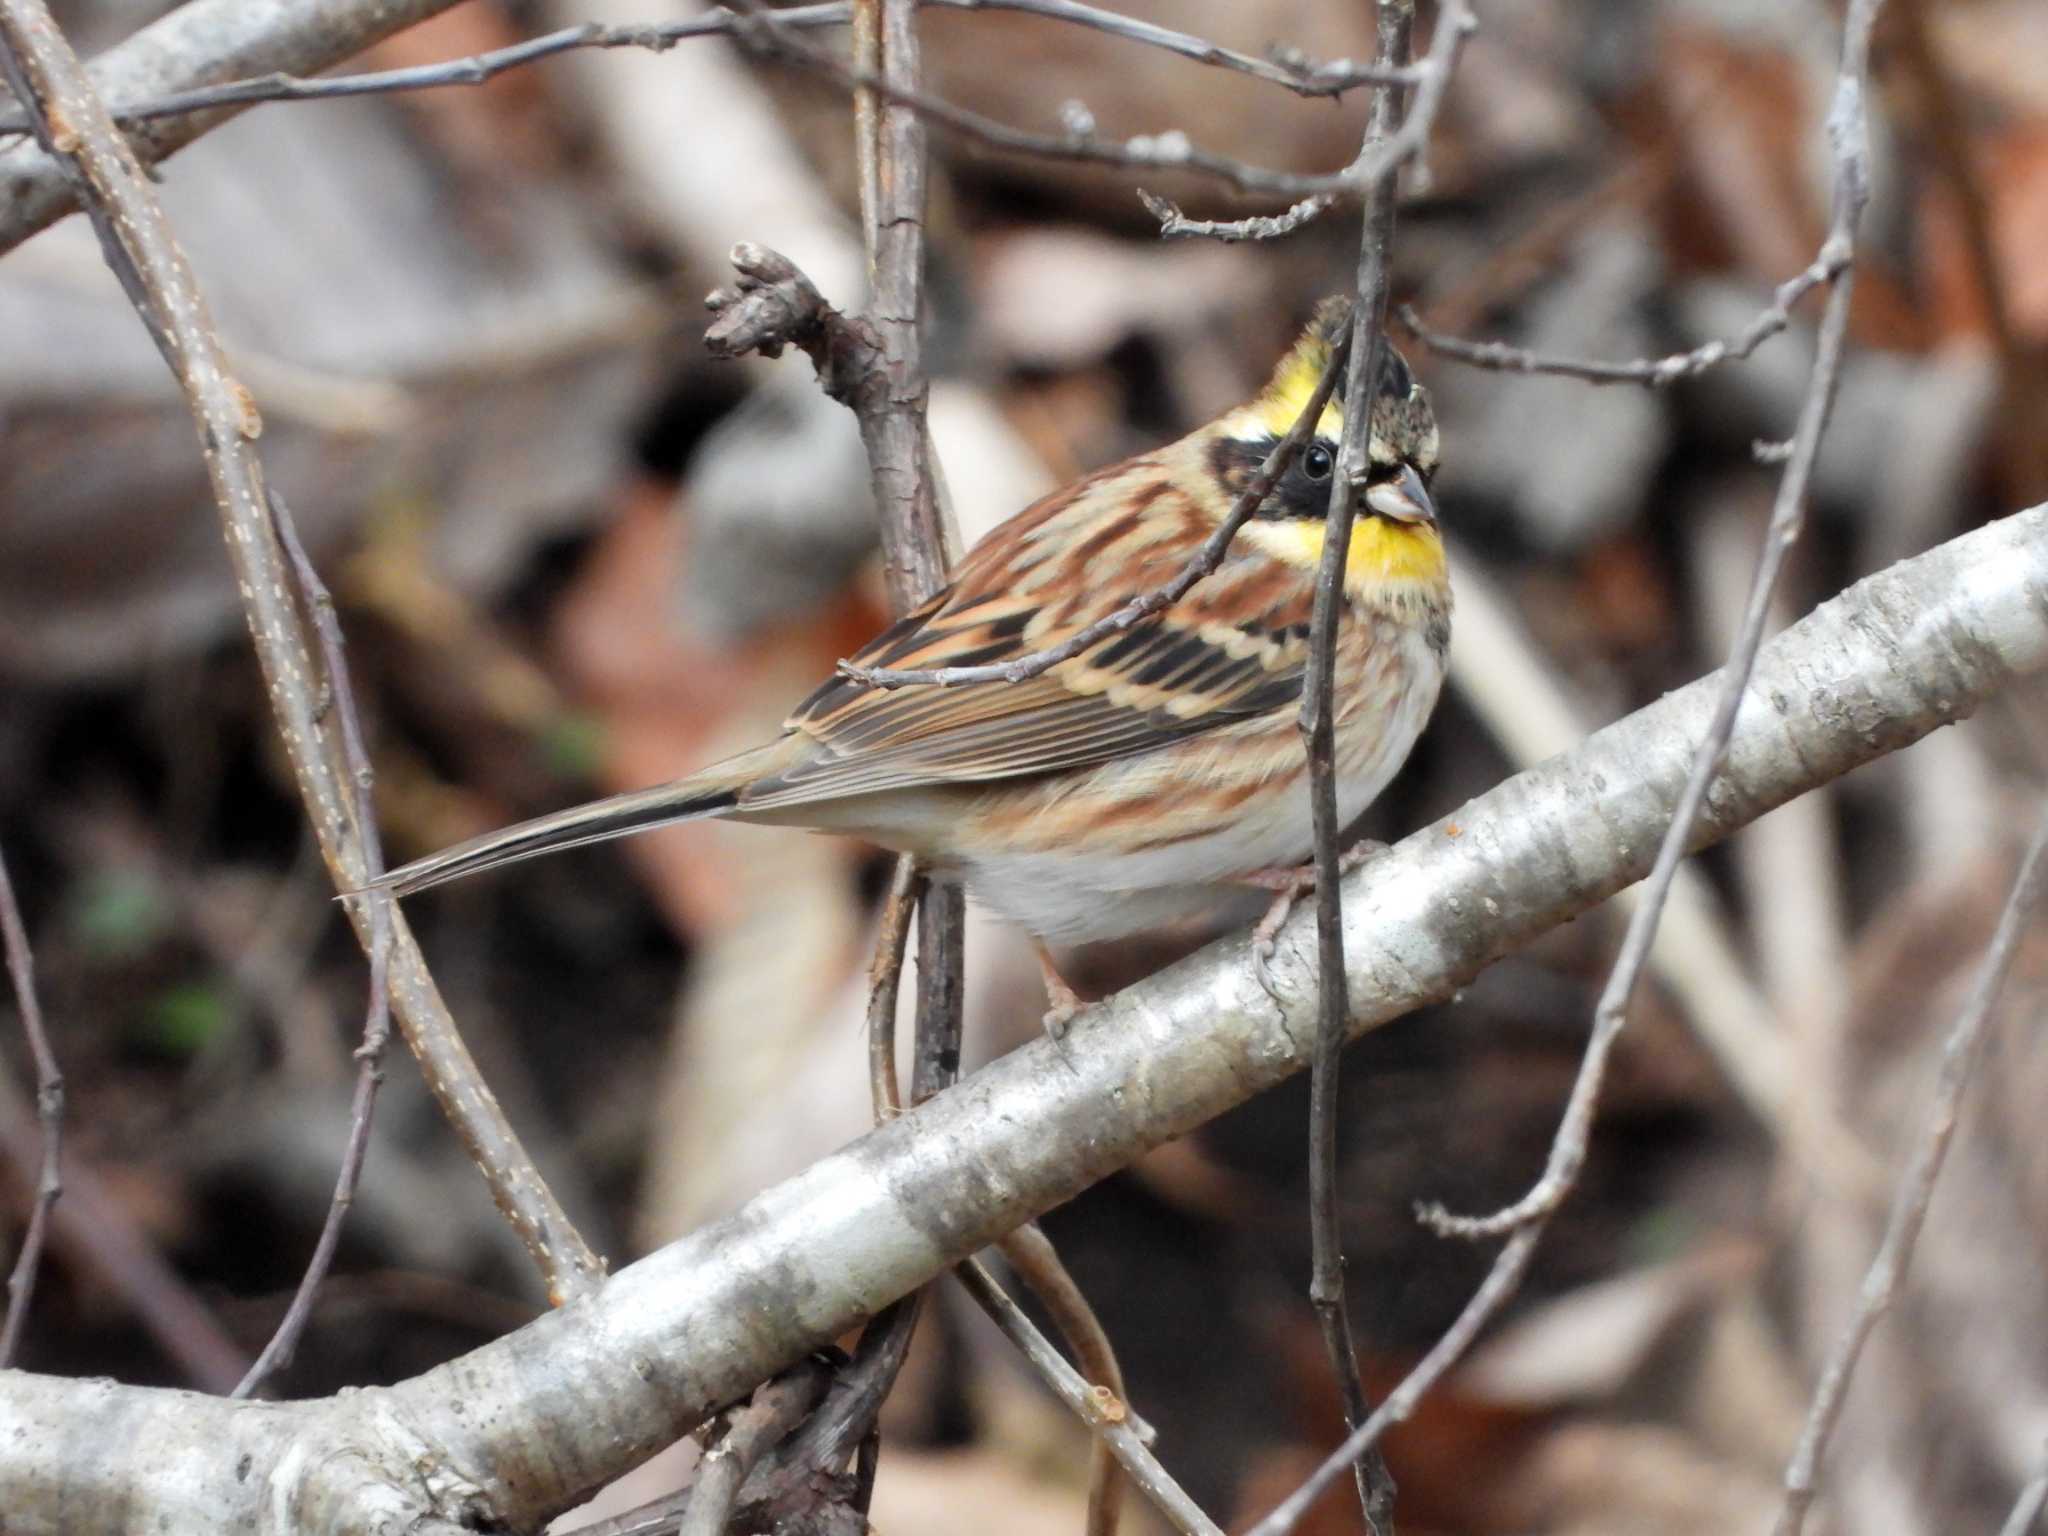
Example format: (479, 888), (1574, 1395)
(1303, 445), (1334, 481)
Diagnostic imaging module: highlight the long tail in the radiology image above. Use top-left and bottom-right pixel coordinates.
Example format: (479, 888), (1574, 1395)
(371, 759), (764, 898)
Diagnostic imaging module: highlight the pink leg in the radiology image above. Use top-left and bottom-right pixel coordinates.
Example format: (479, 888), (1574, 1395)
(1240, 839), (1390, 994)
(1035, 943), (1087, 1040)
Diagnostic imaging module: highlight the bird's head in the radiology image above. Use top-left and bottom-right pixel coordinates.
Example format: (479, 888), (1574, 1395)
(1208, 300), (1446, 592)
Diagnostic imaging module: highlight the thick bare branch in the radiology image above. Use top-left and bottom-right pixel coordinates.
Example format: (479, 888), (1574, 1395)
(0, 0), (464, 253)
(1, 499), (2042, 1535)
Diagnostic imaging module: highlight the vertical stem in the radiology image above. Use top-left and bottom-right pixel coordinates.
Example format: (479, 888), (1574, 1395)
(838, 0), (967, 1512)
(850, 0), (882, 272)
(0, 842), (62, 1366)
(1300, 3), (1414, 1531)
(861, 0), (965, 1118)
(867, 860), (924, 1122)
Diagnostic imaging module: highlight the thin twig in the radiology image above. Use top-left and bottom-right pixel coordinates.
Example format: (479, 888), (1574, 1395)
(1417, 0), (1881, 1246)
(0, 0), (1408, 142)
(0, 841), (62, 1367)
(929, 0), (1415, 96)
(563, 1359), (834, 1536)
(693, 8), (963, 1488)
(1394, 240), (1847, 386)
(870, 884), (1132, 1532)
(0, 4), (848, 136)
(726, 0), (1474, 205)
(994, 1222), (1128, 1536)
(0, 0), (603, 1303)
(1771, 809), (2048, 1535)
(676, 1368), (831, 1536)
(1249, 7), (1886, 1534)
(232, 490), (394, 1399)
(1138, 188), (1334, 243)
(843, 333), (1350, 689)
(1298, 6), (1413, 1530)
(742, 1298), (919, 1526)
(866, 859), (923, 1122)
(956, 1258), (1225, 1536)
(0, 1054), (246, 1389)
(1243, 1228), (1542, 1536)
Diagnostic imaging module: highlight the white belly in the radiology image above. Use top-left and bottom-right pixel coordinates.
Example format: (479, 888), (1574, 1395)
(956, 630), (1445, 945)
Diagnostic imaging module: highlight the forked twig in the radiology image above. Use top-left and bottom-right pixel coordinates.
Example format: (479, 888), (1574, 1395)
(1416, 0), (1881, 1247)
(675, 1367), (833, 1536)
(956, 1258), (1224, 1536)
(994, 1222), (1128, 1536)
(1395, 239), (1849, 388)
(231, 490), (394, 1398)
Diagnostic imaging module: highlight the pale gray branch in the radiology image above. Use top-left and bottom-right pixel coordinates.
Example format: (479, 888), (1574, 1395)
(0, 0), (464, 253)
(0, 504), (2043, 1535)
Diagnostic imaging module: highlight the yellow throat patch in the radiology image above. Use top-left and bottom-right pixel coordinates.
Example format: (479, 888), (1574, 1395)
(1242, 514), (1448, 593)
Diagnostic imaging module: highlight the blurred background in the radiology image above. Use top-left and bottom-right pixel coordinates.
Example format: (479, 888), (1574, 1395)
(2, 1), (2047, 1532)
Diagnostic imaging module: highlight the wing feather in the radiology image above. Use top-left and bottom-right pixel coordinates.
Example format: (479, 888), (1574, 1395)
(735, 453), (1317, 813)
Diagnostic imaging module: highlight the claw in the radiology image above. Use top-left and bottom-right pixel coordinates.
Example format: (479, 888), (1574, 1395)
(1241, 838), (1391, 998)
(1252, 931), (1284, 1002)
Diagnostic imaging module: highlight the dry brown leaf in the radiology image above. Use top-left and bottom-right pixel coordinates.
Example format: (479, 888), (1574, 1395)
(1516, 1421), (1779, 1535)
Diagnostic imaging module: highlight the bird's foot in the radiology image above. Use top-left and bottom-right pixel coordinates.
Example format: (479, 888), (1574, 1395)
(1035, 944), (1088, 1041)
(1242, 840), (1391, 995)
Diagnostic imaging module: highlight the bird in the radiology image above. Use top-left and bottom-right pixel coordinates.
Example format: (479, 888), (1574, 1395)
(372, 302), (1450, 1026)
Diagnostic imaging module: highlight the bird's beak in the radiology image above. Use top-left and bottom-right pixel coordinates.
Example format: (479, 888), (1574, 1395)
(1364, 462), (1437, 525)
